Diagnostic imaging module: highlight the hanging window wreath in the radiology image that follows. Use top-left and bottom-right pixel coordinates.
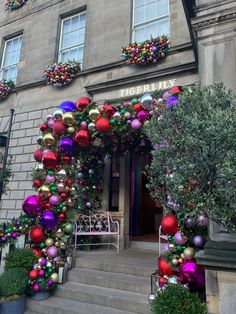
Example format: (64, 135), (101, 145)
(5, 0), (28, 10)
(0, 79), (15, 101)
(43, 60), (81, 88)
(121, 35), (170, 65)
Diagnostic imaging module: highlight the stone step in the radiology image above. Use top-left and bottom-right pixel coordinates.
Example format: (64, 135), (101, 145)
(67, 267), (150, 294)
(26, 297), (138, 314)
(54, 281), (151, 314)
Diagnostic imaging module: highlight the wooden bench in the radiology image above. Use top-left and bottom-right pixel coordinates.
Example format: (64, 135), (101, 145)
(73, 211), (120, 254)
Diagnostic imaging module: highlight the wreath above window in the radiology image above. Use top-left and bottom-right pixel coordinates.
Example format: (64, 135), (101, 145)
(5, 0), (28, 10)
(0, 80), (15, 101)
(121, 35), (170, 66)
(43, 60), (81, 88)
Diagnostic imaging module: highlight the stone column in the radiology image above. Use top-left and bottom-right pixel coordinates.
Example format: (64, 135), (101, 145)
(191, 1), (236, 313)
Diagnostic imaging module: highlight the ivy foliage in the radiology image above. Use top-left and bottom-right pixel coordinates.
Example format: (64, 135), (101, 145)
(145, 83), (236, 231)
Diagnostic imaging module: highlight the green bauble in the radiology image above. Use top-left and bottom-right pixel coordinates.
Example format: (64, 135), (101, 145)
(131, 98), (138, 105)
(64, 223), (73, 234)
(51, 186), (57, 192)
(40, 242), (45, 248)
(48, 170), (54, 175)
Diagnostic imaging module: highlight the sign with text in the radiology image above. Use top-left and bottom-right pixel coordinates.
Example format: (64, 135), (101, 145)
(120, 79), (176, 97)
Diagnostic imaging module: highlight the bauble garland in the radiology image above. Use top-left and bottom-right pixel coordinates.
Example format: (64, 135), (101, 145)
(5, 0), (27, 10)
(0, 79), (15, 101)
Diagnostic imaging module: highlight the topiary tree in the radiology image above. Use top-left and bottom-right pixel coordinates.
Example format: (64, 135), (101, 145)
(145, 83), (236, 231)
(4, 248), (37, 272)
(151, 284), (207, 314)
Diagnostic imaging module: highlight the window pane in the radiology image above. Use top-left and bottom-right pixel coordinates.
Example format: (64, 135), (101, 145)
(157, 0), (168, 17)
(157, 18), (169, 35)
(60, 50), (70, 63)
(9, 66), (17, 81)
(69, 47), (79, 60)
(134, 6), (145, 24)
(78, 28), (85, 44)
(134, 26), (146, 42)
(80, 13), (86, 27)
(63, 19), (71, 34)
(146, 22), (157, 38)
(78, 46), (84, 60)
(135, 0), (145, 7)
(71, 16), (80, 31)
(146, 2), (157, 21)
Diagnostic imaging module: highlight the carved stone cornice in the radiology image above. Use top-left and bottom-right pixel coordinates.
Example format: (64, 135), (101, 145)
(192, 10), (236, 30)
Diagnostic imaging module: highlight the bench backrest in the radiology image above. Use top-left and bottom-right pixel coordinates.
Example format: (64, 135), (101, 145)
(74, 211), (118, 233)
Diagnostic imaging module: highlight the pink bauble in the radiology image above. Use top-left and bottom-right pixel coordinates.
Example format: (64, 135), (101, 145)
(47, 118), (55, 128)
(138, 110), (148, 122)
(47, 246), (58, 258)
(38, 269), (45, 277)
(46, 175), (56, 183)
(49, 195), (60, 206)
(174, 231), (186, 245)
(80, 121), (87, 130)
(131, 119), (142, 130)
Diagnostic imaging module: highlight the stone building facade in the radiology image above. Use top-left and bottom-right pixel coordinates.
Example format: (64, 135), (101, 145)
(0, 0), (198, 249)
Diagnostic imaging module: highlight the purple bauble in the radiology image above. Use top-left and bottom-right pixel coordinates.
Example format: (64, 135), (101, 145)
(80, 121), (87, 130)
(47, 246), (58, 258)
(131, 119), (142, 130)
(166, 96), (179, 107)
(86, 201), (92, 209)
(33, 284), (41, 292)
(47, 279), (54, 287)
(82, 194), (88, 201)
(186, 217), (194, 228)
(162, 243), (169, 252)
(162, 91), (171, 100)
(38, 269), (45, 277)
(58, 101), (77, 112)
(39, 258), (47, 266)
(58, 138), (73, 155)
(22, 195), (41, 217)
(193, 235), (205, 247)
(174, 231), (186, 245)
(49, 195), (60, 206)
(197, 214), (208, 227)
(47, 118), (55, 128)
(138, 110), (148, 122)
(11, 233), (18, 239)
(46, 175), (56, 183)
(40, 211), (58, 230)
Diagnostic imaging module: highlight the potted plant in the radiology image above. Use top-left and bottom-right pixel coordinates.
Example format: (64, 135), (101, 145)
(151, 284), (207, 314)
(4, 248), (37, 272)
(0, 268), (28, 314)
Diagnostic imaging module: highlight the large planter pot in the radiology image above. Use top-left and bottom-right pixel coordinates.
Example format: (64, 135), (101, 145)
(31, 291), (50, 301)
(0, 296), (25, 314)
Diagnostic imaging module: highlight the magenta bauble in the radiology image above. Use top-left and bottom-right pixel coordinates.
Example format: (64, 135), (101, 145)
(38, 269), (45, 277)
(33, 284), (41, 292)
(180, 259), (205, 291)
(22, 195), (41, 217)
(138, 110), (149, 122)
(131, 119), (142, 130)
(47, 246), (58, 258)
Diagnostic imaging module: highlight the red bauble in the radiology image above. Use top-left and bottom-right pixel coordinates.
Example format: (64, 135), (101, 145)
(66, 178), (73, 187)
(159, 276), (168, 287)
(58, 212), (67, 222)
(34, 149), (44, 162)
(42, 151), (58, 169)
(95, 117), (111, 133)
(133, 103), (143, 112)
(30, 227), (45, 243)
(170, 86), (183, 95)
(75, 130), (89, 147)
(102, 104), (115, 117)
(61, 155), (72, 164)
(161, 214), (178, 235)
(158, 257), (174, 276)
(32, 247), (43, 257)
(60, 192), (68, 202)
(33, 179), (42, 188)
(52, 120), (66, 136)
(76, 97), (90, 111)
(29, 270), (39, 280)
(40, 123), (48, 132)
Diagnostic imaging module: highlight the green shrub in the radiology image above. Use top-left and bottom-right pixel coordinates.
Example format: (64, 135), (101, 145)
(4, 248), (37, 272)
(151, 284), (207, 314)
(0, 268), (28, 302)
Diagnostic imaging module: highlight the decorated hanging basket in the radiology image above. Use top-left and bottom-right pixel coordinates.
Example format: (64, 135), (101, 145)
(121, 35), (170, 65)
(0, 79), (15, 101)
(43, 60), (81, 88)
(5, 0), (28, 10)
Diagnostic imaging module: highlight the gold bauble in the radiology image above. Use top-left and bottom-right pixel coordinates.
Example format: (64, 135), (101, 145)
(45, 238), (54, 247)
(67, 126), (76, 134)
(46, 262), (52, 267)
(60, 242), (66, 249)
(172, 258), (179, 266)
(183, 247), (195, 259)
(63, 112), (75, 126)
(88, 108), (99, 122)
(43, 133), (55, 147)
(55, 241), (60, 247)
(37, 265), (42, 270)
(39, 185), (50, 194)
(50, 273), (59, 283)
(62, 206), (67, 212)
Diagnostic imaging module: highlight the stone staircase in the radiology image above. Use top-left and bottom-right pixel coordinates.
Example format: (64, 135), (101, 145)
(25, 249), (157, 314)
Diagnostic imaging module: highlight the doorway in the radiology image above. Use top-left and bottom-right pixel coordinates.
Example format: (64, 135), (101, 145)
(130, 155), (162, 242)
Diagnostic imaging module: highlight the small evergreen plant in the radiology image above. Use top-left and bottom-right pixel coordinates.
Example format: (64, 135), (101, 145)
(151, 284), (207, 314)
(4, 248), (37, 272)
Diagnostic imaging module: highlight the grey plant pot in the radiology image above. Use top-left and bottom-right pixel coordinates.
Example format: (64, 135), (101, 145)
(0, 296), (25, 314)
(31, 291), (50, 301)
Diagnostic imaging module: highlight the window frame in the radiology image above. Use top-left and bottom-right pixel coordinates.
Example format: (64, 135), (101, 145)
(58, 11), (86, 66)
(132, 0), (170, 42)
(0, 35), (23, 84)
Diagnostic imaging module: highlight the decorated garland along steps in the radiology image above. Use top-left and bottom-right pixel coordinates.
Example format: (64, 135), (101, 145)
(5, 0), (28, 10)
(0, 86), (207, 296)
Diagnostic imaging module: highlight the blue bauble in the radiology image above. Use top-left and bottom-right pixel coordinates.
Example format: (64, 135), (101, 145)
(59, 101), (77, 112)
